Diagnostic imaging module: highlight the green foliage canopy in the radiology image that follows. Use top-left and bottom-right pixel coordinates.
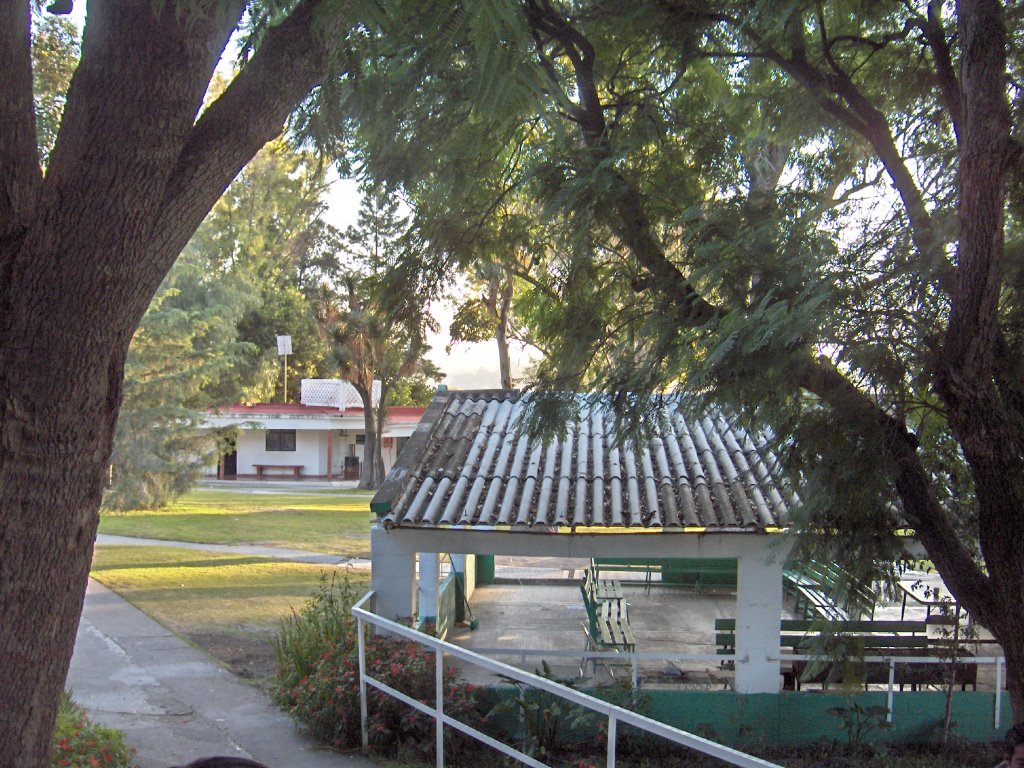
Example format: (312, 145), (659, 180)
(325, 2), (1024, 706)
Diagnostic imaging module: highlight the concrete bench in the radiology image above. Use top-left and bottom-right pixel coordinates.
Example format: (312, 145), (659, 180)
(253, 463), (303, 479)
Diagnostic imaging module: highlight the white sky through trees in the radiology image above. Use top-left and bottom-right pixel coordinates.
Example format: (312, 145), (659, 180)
(324, 176), (535, 389)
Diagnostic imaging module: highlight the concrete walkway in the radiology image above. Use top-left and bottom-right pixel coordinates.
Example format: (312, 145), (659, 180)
(68, 579), (374, 768)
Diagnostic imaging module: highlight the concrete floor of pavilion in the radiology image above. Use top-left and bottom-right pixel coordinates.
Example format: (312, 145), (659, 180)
(444, 556), (1002, 692)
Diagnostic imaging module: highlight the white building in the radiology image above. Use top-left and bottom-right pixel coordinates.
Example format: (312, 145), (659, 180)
(203, 379), (426, 480)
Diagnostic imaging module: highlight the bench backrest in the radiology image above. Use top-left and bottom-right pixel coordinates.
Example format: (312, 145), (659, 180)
(714, 617), (930, 652)
(579, 584), (599, 634)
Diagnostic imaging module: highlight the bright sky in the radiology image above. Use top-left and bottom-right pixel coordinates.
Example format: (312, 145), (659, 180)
(322, 176), (536, 389)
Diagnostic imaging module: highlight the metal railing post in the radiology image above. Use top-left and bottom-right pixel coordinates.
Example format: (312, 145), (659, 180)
(358, 615), (369, 750)
(436, 646), (445, 768)
(886, 659), (895, 723)
(606, 713), (617, 768)
(996, 657), (1004, 730)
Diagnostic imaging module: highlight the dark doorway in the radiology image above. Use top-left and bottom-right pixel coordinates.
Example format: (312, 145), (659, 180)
(222, 450), (238, 478)
(343, 455), (360, 480)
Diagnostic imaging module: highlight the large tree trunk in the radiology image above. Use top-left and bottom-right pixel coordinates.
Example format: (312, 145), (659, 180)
(496, 273), (514, 389)
(359, 406), (378, 489)
(0, 347), (123, 765)
(355, 380), (378, 489)
(0, 2), (334, 763)
(372, 384), (390, 488)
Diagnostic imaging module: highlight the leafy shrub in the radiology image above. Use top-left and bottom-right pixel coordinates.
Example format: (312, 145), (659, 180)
(489, 661), (594, 760)
(273, 572), (482, 763)
(273, 570), (356, 693)
(51, 692), (135, 768)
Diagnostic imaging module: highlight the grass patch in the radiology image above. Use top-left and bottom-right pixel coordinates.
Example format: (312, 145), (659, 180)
(91, 544), (369, 680)
(98, 488), (375, 557)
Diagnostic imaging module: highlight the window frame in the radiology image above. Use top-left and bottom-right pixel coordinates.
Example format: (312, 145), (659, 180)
(265, 429), (297, 452)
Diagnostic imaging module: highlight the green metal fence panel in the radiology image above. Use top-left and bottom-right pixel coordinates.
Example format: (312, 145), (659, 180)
(437, 571), (458, 640)
(640, 690), (1010, 746)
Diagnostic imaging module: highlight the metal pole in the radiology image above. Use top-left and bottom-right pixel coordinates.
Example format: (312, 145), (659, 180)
(436, 647), (445, 768)
(283, 353), (288, 402)
(886, 659), (895, 723)
(358, 617), (368, 750)
(996, 657), (1004, 730)
(606, 714), (617, 768)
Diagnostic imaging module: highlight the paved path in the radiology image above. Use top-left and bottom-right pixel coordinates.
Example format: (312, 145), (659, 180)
(68, 580), (375, 768)
(72, 534), (550, 766)
(95, 534), (371, 568)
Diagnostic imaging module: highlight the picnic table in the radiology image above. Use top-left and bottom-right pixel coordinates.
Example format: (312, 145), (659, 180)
(898, 572), (964, 623)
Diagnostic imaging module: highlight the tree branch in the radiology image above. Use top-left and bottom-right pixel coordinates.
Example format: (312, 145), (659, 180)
(797, 356), (997, 625)
(147, 0), (338, 295)
(524, 0), (723, 326)
(10, 0), (245, 337)
(0, 0), (42, 244)
(524, 0), (605, 141)
(922, 0), (963, 144)
(758, 36), (954, 293)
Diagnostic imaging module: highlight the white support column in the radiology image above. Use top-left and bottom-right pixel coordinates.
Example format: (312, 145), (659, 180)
(370, 526), (416, 625)
(417, 553), (439, 623)
(449, 553), (478, 599)
(734, 547), (786, 693)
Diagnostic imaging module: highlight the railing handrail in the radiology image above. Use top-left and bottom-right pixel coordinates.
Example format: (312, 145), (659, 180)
(462, 646), (1006, 665)
(353, 590), (783, 768)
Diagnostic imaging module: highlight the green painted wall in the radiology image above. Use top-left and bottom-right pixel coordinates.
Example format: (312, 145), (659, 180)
(638, 690), (1010, 746)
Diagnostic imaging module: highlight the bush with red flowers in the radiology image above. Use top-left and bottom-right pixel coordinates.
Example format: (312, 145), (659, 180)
(273, 572), (482, 763)
(51, 692), (135, 768)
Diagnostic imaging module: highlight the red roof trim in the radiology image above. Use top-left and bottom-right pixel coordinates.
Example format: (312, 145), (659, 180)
(210, 403), (426, 421)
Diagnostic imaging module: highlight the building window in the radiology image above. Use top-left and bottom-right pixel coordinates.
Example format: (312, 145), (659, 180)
(355, 434), (366, 445)
(266, 429), (296, 452)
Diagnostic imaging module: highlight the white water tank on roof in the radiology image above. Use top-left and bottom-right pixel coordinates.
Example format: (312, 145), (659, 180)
(300, 379), (380, 410)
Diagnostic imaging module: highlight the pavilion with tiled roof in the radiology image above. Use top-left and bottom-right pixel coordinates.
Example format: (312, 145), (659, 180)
(368, 389), (799, 693)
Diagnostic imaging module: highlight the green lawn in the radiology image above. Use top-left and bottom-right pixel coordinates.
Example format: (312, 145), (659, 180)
(98, 488), (376, 558)
(91, 544), (369, 678)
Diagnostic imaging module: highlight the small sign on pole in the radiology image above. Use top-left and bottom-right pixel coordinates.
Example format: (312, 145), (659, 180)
(276, 335), (292, 401)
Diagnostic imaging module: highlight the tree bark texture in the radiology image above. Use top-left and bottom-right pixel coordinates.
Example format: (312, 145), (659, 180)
(359, 404), (378, 490)
(0, 2), (334, 764)
(373, 390), (388, 489)
(497, 273), (514, 389)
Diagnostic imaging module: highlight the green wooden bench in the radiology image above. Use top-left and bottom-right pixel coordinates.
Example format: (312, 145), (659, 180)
(783, 560), (876, 621)
(715, 618), (929, 653)
(584, 565), (624, 601)
(593, 557), (737, 592)
(579, 583), (635, 675)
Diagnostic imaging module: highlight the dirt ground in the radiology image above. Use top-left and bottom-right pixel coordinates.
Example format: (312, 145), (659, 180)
(188, 630), (279, 683)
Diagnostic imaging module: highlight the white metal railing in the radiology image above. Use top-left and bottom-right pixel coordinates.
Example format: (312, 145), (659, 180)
(467, 646), (1008, 730)
(353, 590), (783, 768)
